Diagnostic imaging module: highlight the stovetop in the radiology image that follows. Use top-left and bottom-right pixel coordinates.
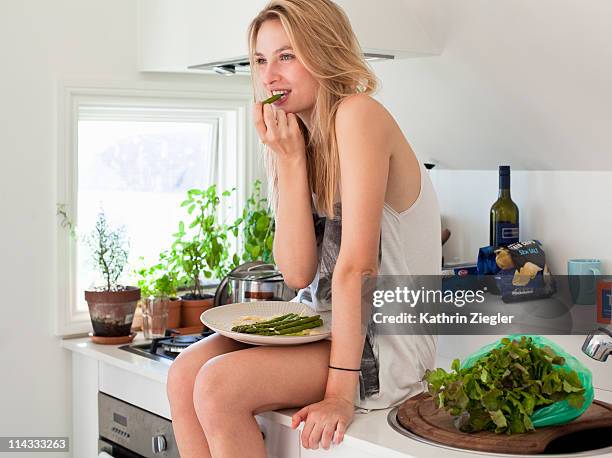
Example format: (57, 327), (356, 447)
(119, 329), (216, 364)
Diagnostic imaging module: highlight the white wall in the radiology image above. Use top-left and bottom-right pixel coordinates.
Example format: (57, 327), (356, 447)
(430, 169), (612, 275)
(0, 1), (253, 455)
(368, 0), (612, 270)
(369, 1), (612, 393)
(375, 0), (612, 170)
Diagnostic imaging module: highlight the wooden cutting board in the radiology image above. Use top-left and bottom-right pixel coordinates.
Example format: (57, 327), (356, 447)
(397, 392), (612, 454)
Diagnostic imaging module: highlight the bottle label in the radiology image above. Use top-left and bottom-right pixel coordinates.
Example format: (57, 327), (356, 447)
(495, 222), (519, 246)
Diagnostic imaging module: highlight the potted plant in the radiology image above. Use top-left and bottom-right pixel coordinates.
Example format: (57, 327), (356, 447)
(134, 249), (181, 329)
(238, 179), (275, 264)
(171, 185), (239, 327)
(83, 209), (140, 338)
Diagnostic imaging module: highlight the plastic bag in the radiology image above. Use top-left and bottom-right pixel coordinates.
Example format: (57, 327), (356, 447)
(460, 334), (594, 428)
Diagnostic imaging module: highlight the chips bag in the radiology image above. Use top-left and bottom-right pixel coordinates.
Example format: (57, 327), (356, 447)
(493, 240), (556, 303)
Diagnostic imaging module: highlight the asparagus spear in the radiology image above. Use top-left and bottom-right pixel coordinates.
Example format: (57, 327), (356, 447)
(259, 319), (323, 336)
(272, 315), (321, 330)
(231, 313), (296, 332)
(240, 316), (307, 334)
(249, 313), (299, 327)
(232, 314), (323, 336)
(247, 315), (321, 334)
(262, 93), (283, 104)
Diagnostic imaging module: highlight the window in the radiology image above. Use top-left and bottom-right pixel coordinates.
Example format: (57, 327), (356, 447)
(57, 82), (260, 336)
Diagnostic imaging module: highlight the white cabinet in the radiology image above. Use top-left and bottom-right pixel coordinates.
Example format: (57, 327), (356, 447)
(184, 0), (270, 67)
(138, 0), (440, 73)
(257, 415), (301, 458)
(334, 0), (439, 58)
(302, 444), (385, 458)
(70, 353), (300, 458)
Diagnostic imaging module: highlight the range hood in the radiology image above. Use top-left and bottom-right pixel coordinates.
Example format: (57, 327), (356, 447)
(188, 52), (395, 76)
(138, 0), (441, 75)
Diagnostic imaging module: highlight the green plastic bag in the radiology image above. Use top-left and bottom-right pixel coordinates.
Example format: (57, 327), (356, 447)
(460, 334), (594, 428)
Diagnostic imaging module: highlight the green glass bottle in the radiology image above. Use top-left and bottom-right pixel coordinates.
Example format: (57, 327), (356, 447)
(489, 165), (519, 247)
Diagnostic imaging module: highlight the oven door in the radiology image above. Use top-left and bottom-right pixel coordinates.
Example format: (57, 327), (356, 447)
(99, 392), (179, 458)
(99, 438), (143, 458)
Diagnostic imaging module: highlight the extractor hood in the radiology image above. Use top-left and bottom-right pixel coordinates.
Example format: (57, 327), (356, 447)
(188, 52), (396, 75)
(138, 0), (441, 75)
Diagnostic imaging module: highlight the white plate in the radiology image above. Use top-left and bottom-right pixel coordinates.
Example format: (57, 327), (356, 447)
(200, 301), (331, 346)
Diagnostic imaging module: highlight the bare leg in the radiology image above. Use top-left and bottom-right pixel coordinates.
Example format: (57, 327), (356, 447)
(193, 340), (332, 458)
(166, 333), (254, 458)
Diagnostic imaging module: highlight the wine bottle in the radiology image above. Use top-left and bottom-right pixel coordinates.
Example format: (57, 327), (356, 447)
(489, 165), (519, 247)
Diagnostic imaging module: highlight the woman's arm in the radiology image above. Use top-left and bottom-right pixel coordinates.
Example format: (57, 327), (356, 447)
(325, 94), (393, 402)
(253, 102), (318, 289)
(273, 155), (318, 289)
(292, 94), (395, 448)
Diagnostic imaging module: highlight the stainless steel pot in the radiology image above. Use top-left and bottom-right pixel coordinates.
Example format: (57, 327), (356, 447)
(213, 262), (297, 307)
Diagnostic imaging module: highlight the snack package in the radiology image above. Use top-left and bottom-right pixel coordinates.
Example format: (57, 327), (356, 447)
(494, 240), (556, 303)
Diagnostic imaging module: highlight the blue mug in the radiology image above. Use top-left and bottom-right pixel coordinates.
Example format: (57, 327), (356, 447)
(568, 259), (602, 305)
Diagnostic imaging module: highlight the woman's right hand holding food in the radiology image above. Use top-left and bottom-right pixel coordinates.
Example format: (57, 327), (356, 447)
(253, 102), (306, 163)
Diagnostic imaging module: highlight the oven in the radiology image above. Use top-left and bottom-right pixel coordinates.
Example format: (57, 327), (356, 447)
(98, 392), (179, 458)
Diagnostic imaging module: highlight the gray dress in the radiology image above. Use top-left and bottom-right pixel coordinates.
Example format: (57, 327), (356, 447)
(295, 162), (442, 412)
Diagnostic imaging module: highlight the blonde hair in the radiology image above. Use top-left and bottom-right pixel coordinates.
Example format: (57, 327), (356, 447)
(247, 0), (378, 217)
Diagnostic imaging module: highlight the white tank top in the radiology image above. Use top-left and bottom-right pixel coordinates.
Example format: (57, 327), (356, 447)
(294, 161), (441, 411)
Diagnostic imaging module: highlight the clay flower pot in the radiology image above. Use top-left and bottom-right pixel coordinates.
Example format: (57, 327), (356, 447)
(85, 287), (141, 337)
(167, 297), (182, 329)
(180, 293), (214, 328)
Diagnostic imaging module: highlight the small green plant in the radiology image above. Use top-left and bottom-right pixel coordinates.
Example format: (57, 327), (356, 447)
(134, 250), (179, 298)
(171, 185), (240, 299)
(84, 208), (130, 292)
(238, 179), (275, 264)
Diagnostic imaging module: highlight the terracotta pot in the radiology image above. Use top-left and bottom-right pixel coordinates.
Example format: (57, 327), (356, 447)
(181, 295), (214, 328)
(85, 287), (141, 337)
(167, 298), (182, 329)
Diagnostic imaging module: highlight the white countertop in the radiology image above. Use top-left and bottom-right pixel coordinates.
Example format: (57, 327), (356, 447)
(61, 334), (612, 458)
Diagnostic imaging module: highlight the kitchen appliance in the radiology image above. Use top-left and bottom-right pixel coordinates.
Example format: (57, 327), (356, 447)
(98, 392), (179, 457)
(213, 261), (297, 307)
(120, 328), (216, 363)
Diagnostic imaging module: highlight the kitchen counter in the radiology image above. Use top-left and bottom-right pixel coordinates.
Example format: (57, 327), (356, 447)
(62, 334), (612, 458)
(63, 333), (451, 458)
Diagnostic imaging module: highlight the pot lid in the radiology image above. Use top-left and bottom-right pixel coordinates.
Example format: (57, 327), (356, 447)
(228, 269), (284, 282)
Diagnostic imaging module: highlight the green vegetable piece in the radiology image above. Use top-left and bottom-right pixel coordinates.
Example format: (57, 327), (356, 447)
(423, 336), (587, 435)
(262, 93), (283, 104)
(489, 409), (508, 428)
(276, 319), (323, 335)
(480, 368), (490, 383)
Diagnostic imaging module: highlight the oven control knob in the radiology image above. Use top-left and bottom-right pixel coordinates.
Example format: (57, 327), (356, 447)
(152, 435), (167, 453)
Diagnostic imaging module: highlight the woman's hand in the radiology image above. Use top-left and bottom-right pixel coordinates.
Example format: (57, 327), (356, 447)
(291, 395), (355, 450)
(253, 102), (306, 162)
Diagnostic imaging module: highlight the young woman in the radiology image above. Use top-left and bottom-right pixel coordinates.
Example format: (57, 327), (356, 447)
(166, 1), (441, 456)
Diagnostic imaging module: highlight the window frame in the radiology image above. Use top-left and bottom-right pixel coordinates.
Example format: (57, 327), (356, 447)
(56, 80), (260, 337)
